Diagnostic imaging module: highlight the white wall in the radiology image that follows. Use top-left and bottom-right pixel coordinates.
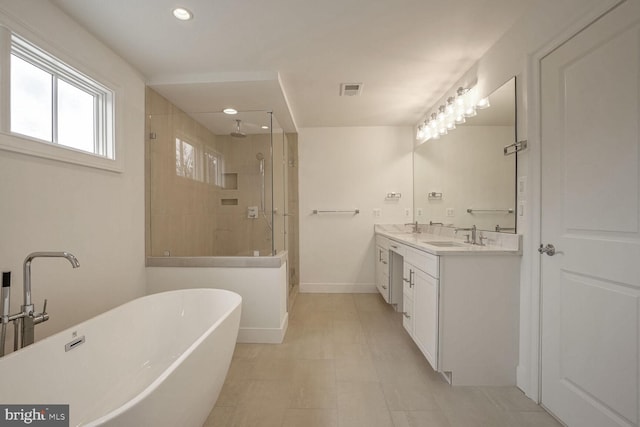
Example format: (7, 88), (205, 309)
(0, 0), (146, 343)
(414, 0), (622, 400)
(146, 264), (288, 344)
(298, 126), (413, 293)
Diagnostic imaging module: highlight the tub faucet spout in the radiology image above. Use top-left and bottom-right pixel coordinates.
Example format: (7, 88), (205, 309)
(21, 252), (79, 348)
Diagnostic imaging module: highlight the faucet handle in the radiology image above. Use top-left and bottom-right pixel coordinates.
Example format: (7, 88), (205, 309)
(33, 299), (49, 325)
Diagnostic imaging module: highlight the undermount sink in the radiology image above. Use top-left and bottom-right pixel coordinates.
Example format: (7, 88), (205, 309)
(420, 241), (467, 247)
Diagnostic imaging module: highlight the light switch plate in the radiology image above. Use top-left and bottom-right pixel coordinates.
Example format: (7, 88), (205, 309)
(373, 208), (381, 217)
(446, 208), (455, 217)
(518, 176), (527, 194)
(247, 206), (259, 219)
(417, 208), (423, 217)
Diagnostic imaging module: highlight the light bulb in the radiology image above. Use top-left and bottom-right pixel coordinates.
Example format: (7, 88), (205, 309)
(464, 106), (477, 118)
(172, 7), (193, 21)
(476, 97), (490, 109)
(423, 127), (432, 141)
(446, 119), (456, 131)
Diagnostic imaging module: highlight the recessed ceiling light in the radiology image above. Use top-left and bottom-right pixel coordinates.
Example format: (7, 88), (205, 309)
(223, 108), (238, 115)
(172, 7), (193, 21)
(261, 125), (269, 130)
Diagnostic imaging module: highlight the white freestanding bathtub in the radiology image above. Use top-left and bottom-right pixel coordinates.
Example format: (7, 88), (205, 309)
(0, 289), (241, 426)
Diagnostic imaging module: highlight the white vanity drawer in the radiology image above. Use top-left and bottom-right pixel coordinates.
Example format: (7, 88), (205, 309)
(405, 246), (439, 278)
(388, 241), (404, 256)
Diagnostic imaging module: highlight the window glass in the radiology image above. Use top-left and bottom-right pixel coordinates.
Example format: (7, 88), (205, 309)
(10, 54), (52, 141)
(176, 138), (196, 180)
(58, 79), (95, 153)
(204, 149), (223, 186)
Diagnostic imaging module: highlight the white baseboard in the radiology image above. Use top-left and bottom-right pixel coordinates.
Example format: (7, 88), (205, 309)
(237, 313), (289, 344)
(300, 283), (377, 293)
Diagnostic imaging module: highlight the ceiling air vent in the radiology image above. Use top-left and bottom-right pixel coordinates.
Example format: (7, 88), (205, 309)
(340, 83), (363, 96)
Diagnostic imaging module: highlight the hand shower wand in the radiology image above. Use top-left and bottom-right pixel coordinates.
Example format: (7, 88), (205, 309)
(1, 271), (10, 357)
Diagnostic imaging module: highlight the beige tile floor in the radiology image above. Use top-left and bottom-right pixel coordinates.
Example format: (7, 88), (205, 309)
(204, 293), (562, 427)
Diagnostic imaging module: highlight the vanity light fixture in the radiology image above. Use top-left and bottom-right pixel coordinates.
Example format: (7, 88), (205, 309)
(416, 84), (489, 142)
(445, 97), (457, 130)
(437, 106), (448, 136)
(223, 108), (238, 115)
(172, 7), (193, 21)
(476, 97), (491, 109)
(416, 119), (429, 140)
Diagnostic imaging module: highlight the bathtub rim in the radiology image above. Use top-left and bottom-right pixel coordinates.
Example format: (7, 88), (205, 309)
(0, 288), (242, 426)
(146, 250), (287, 268)
(85, 288), (241, 425)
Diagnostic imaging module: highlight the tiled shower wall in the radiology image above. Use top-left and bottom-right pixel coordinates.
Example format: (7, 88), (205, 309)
(145, 88), (277, 257)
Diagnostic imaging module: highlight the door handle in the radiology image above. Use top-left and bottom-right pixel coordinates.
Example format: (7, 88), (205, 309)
(538, 243), (556, 256)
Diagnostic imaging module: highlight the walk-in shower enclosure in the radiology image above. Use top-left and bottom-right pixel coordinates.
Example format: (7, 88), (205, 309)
(145, 88), (289, 257)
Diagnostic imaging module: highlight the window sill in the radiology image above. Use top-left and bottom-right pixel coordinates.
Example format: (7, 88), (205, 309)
(0, 131), (123, 173)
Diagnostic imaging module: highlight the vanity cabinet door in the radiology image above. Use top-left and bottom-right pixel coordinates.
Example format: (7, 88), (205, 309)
(413, 268), (438, 370)
(402, 293), (414, 335)
(375, 245), (390, 302)
(402, 261), (414, 299)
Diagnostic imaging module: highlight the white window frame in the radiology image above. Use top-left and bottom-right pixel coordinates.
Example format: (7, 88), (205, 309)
(0, 27), (122, 172)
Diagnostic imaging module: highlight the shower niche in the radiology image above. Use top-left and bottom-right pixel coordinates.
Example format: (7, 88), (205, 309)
(145, 87), (291, 258)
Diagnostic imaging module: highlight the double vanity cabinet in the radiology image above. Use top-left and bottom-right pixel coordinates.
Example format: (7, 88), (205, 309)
(375, 225), (521, 386)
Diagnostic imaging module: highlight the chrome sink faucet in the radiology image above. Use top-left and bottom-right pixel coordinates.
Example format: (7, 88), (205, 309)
(20, 252), (80, 348)
(455, 225), (477, 244)
(404, 221), (419, 233)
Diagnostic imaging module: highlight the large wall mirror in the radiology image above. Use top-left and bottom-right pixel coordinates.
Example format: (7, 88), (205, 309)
(413, 77), (516, 233)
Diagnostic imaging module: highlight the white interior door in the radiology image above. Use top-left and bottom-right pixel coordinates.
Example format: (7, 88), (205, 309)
(540, 2), (640, 426)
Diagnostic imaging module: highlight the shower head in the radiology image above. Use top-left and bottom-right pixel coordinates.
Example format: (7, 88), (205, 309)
(231, 120), (247, 138)
(256, 152), (264, 160)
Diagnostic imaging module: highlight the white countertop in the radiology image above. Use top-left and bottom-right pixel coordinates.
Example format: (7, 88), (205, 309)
(375, 224), (522, 256)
